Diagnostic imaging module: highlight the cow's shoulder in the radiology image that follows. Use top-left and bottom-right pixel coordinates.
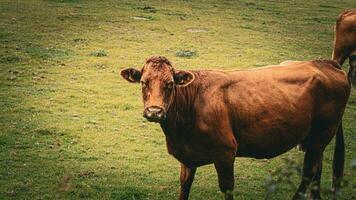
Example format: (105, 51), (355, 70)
(309, 60), (348, 86)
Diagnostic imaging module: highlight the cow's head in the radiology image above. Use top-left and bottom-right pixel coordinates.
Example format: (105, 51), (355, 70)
(120, 56), (195, 123)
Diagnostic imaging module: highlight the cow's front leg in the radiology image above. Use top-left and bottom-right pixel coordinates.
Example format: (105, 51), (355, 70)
(214, 154), (235, 200)
(179, 163), (196, 200)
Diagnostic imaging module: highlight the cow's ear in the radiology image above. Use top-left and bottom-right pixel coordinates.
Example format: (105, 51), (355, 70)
(120, 68), (141, 83)
(174, 70), (195, 87)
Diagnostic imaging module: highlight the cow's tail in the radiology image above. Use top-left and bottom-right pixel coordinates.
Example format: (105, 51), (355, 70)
(332, 122), (345, 191)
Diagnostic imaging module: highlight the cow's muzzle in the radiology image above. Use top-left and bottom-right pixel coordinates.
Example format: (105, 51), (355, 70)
(143, 106), (166, 123)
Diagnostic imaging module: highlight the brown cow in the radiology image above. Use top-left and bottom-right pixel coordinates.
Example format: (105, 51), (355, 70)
(332, 9), (356, 84)
(120, 56), (350, 200)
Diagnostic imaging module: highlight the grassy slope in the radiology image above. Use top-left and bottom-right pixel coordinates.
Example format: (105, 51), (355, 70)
(0, 0), (355, 199)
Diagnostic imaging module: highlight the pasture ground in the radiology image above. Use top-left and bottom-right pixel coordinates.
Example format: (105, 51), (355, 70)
(0, 0), (355, 199)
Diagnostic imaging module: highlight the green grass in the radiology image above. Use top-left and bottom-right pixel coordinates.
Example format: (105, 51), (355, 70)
(0, 0), (355, 199)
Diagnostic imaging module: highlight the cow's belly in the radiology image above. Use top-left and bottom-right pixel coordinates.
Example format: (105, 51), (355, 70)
(234, 113), (312, 159)
(236, 133), (305, 159)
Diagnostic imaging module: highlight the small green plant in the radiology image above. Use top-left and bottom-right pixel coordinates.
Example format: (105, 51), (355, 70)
(175, 49), (197, 58)
(264, 157), (302, 200)
(90, 49), (107, 57)
(264, 158), (353, 200)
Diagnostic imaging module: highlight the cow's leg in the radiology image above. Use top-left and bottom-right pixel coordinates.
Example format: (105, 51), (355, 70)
(293, 142), (323, 200)
(310, 155), (323, 199)
(214, 155), (235, 200)
(332, 123), (345, 196)
(179, 163), (196, 200)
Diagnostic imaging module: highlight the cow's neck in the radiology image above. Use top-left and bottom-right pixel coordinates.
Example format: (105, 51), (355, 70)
(160, 73), (199, 138)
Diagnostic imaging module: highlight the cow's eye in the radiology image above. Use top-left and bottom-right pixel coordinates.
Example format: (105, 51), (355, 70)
(141, 81), (147, 88)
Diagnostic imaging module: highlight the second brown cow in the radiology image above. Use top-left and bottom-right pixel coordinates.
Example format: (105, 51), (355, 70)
(333, 9), (356, 84)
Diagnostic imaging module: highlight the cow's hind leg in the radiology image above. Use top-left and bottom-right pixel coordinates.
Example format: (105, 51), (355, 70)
(311, 155), (323, 199)
(332, 123), (345, 196)
(293, 140), (324, 200)
(214, 154), (235, 200)
(179, 163), (196, 200)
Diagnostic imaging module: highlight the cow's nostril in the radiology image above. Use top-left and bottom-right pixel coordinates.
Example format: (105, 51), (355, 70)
(144, 106), (165, 122)
(147, 107), (163, 113)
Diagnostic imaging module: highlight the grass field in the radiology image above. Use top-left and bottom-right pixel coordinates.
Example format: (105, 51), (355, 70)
(0, 0), (355, 199)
